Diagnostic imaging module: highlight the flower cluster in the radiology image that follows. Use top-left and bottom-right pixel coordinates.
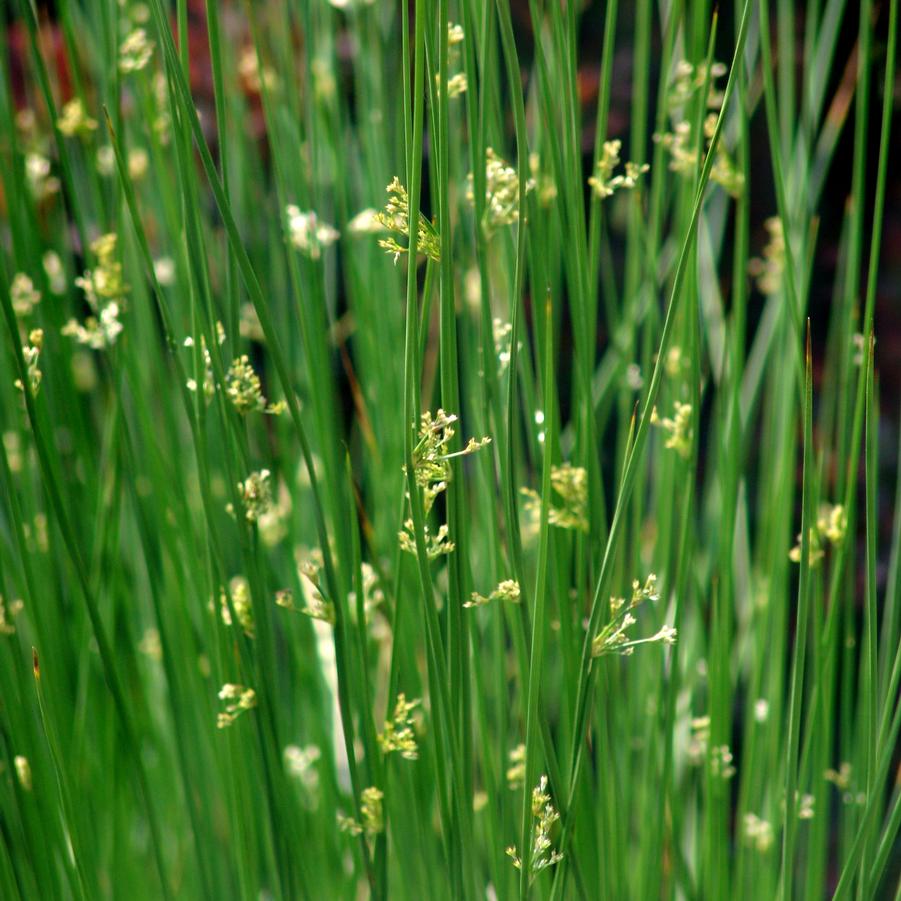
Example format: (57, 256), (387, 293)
(360, 785), (385, 836)
(377, 693), (421, 760)
(445, 73), (468, 98)
(63, 233), (127, 349)
(492, 318), (514, 374)
(338, 786), (384, 837)
(275, 588), (295, 609)
(466, 578), (521, 608)
(671, 119), (736, 183)
(62, 303), (123, 350)
(225, 355), (285, 415)
(0, 595), (24, 636)
(97, 145), (146, 180)
(506, 775), (563, 883)
(374, 177), (441, 263)
(226, 355), (264, 412)
(665, 345), (688, 377)
(748, 217), (785, 295)
(43, 251), (66, 294)
(284, 744), (321, 798)
(348, 561), (385, 624)
(435, 24), (467, 98)
(237, 469), (273, 523)
(344, 208), (381, 236)
(10, 273), (41, 318)
(529, 153), (558, 206)
(466, 148), (534, 235)
(25, 152), (60, 200)
(151, 72), (172, 144)
(219, 575), (254, 638)
(521, 463), (589, 534)
(129, 147), (149, 180)
(548, 464), (589, 531)
(14, 329), (44, 395)
(819, 504), (848, 543)
(685, 716), (735, 778)
(57, 97), (97, 138)
(655, 121), (696, 174)
(588, 139), (649, 199)
(238, 46), (279, 94)
(506, 743), (526, 789)
(710, 744), (736, 780)
(701, 113), (745, 197)
(249, 470), (286, 540)
(138, 627), (162, 661)
(217, 683), (257, 729)
(743, 813), (774, 852)
(852, 332), (866, 367)
(795, 792), (815, 820)
(119, 28), (154, 73)
(409, 410), (490, 494)
(398, 520), (454, 560)
(789, 503), (846, 566)
(825, 762), (866, 806)
(825, 761), (851, 791)
(654, 60), (744, 197)
(285, 205), (339, 259)
(400, 410), (490, 559)
(670, 60), (727, 108)
(651, 401), (693, 458)
(20, 513), (47, 554)
(184, 335), (216, 399)
(239, 303), (264, 342)
(294, 549), (336, 625)
(591, 574), (676, 658)
(687, 715), (711, 765)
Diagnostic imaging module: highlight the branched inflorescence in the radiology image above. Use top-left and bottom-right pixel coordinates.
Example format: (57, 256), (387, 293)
(591, 574), (677, 658)
(63, 233), (126, 349)
(374, 178), (441, 263)
(466, 148), (534, 236)
(377, 693), (421, 760)
(399, 410), (490, 559)
(522, 462), (590, 534)
(588, 139), (649, 199)
(506, 775), (564, 882)
(654, 60), (744, 197)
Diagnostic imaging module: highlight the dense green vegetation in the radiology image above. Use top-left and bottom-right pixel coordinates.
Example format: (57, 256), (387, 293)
(0, 0), (899, 897)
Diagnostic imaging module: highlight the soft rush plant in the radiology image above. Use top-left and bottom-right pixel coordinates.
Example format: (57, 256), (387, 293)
(0, 0), (899, 898)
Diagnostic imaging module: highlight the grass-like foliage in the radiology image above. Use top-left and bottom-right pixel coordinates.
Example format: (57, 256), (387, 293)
(0, 0), (899, 898)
